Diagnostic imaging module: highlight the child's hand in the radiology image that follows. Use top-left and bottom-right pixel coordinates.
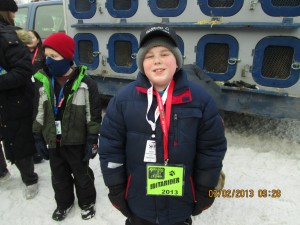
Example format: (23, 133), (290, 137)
(82, 134), (98, 161)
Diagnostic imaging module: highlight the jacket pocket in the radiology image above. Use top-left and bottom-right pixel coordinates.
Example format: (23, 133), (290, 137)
(172, 108), (202, 144)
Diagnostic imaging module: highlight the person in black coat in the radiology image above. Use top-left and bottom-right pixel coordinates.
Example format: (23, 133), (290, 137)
(0, 0), (38, 199)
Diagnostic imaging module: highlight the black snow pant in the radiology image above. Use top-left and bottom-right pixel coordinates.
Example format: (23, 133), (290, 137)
(1, 137), (37, 185)
(126, 216), (192, 225)
(15, 156), (38, 186)
(49, 144), (96, 210)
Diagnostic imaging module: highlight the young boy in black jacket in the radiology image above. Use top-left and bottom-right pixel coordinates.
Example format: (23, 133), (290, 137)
(32, 32), (102, 221)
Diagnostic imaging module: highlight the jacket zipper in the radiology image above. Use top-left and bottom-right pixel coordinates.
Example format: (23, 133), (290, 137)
(174, 113), (178, 144)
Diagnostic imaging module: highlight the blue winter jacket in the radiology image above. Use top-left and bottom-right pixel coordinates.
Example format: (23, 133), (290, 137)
(99, 69), (227, 225)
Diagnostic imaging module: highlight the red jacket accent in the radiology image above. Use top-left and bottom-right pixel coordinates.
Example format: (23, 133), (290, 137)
(136, 85), (192, 105)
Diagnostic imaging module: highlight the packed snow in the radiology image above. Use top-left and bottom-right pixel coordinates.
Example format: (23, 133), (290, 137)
(1, 112), (299, 225)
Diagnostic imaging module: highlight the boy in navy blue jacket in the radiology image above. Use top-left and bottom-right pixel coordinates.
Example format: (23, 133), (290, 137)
(99, 23), (227, 225)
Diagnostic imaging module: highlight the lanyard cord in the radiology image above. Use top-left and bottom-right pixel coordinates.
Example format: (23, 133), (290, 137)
(146, 80), (175, 165)
(146, 82), (170, 135)
(155, 80), (174, 165)
(31, 48), (38, 65)
(51, 76), (67, 119)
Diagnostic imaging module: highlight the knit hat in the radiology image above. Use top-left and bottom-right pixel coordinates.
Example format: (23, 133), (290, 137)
(136, 23), (183, 74)
(43, 32), (75, 60)
(0, 0), (18, 12)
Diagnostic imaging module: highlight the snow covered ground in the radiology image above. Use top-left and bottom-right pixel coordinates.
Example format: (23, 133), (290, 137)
(0, 112), (299, 225)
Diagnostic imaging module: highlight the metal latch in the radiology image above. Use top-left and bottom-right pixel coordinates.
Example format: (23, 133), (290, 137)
(228, 58), (241, 65)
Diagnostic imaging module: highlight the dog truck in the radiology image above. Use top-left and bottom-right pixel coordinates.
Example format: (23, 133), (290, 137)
(62, 1), (300, 120)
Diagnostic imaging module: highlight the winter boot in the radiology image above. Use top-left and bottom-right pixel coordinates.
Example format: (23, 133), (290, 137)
(0, 168), (11, 183)
(81, 203), (96, 220)
(24, 183), (39, 199)
(52, 203), (74, 221)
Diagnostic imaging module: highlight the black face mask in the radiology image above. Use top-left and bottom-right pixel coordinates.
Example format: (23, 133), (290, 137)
(46, 57), (72, 77)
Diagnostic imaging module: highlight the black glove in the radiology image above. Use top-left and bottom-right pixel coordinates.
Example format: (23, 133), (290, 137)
(82, 134), (98, 162)
(192, 186), (215, 216)
(33, 133), (49, 160)
(108, 184), (132, 218)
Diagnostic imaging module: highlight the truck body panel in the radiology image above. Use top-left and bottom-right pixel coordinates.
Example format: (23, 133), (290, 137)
(52, 1), (300, 119)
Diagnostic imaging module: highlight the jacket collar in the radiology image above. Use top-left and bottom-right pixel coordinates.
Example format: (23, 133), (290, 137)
(136, 69), (192, 104)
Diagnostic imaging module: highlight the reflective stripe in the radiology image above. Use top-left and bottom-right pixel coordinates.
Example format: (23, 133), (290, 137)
(108, 162), (123, 169)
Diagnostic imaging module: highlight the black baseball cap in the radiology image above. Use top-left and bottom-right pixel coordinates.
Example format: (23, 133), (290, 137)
(139, 23), (179, 47)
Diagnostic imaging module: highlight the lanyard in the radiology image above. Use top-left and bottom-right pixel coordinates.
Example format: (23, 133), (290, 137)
(31, 48), (38, 65)
(146, 83), (170, 135)
(146, 80), (174, 165)
(51, 76), (66, 119)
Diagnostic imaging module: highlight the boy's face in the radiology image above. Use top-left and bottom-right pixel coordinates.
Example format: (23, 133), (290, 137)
(143, 45), (177, 91)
